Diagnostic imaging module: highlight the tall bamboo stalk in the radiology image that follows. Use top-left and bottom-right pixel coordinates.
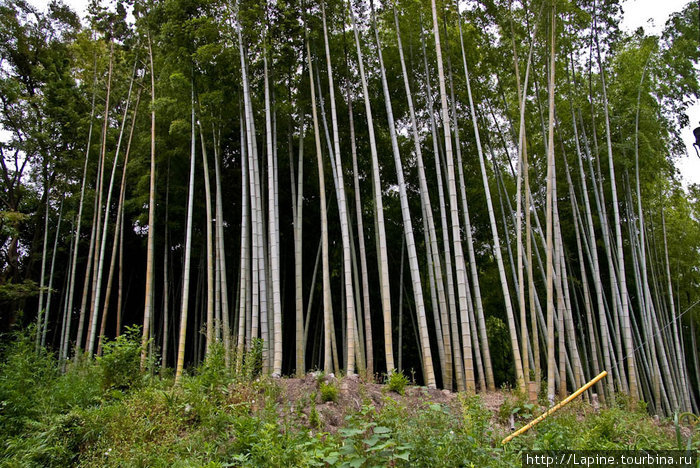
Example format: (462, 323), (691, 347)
(395, 6), (452, 389)
(212, 125), (230, 366)
(430, 0), (486, 391)
(90, 63), (136, 355)
(306, 33), (333, 373)
(545, 1), (557, 402)
(593, 7), (638, 398)
(97, 87), (140, 355)
(41, 198), (63, 347)
(456, 4), (524, 387)
(263, 39), (283, 375)
(64, 51), (98, 359)
(236, 109), (250, 370)
(141, 35), (157, 367)
(348, 0), (394, 372)
(35, 187), (50, 351)
(198, 120), (215, 356)
(85, 42), (114, 355)
(373, 4), (435, 387)
(456, 10), (496, 390)
(174, 81), (198, 384)
(420, 23), (464, 391)
(322, 2), (356, 374)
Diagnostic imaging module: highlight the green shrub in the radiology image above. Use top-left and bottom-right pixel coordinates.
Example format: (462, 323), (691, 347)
(386, 370), (409, 395)
(532, 418), (572, 450)
(337, 405), (412, 467)
(374, 398), (491, 467)
(97, 325), (144, 392)
(0, 328), (57, 436)
(459, 394), (492, 444)
(320, 381), (339, 403)
(0, 329), (102, 466)
(242, 338), (263, 380)
(313, 370), (326, 386)
(309, 405), (321, 429)
(612, 392), (646, 414)
(497, 390), (530, 423)
(53, 354), (101, 410)
(195, 341), (229, 392)
(2, 412), (84, 467)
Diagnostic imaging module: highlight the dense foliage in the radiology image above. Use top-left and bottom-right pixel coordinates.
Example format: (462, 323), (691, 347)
(1, 0), (699, 417)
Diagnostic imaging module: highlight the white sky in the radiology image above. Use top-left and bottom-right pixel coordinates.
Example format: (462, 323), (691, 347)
(25, 0), (700, 187)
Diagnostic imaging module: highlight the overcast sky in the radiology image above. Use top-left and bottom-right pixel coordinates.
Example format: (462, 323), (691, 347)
(28, 0), (700, 186)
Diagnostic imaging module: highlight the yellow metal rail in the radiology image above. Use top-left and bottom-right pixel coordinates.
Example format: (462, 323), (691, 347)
(501, 370), (608, 444)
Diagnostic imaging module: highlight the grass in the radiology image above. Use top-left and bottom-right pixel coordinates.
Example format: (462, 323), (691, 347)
(0, 329), (696, 467)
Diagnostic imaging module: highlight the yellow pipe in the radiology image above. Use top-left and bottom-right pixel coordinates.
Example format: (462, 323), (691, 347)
(501, 370), (608, 444)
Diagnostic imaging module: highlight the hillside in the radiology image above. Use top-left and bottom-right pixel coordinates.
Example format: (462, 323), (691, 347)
(1, 332), (697, 467)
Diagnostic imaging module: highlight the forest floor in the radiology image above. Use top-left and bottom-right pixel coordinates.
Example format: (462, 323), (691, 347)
(0, 333), (697, 467)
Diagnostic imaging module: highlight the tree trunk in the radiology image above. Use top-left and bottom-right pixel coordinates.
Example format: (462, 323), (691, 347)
(141, 35), (157, 367)
(594, 12), (638, 398)
(322, 3), (356, 374)
(198, 121), (215, 357)
(263, 45), (283, 376)
(64, 52), (98, 359)
(546, 2), (556, 402)
(306, 36), (333, 374)
(455, 4), (524, 388)
(430, 0), (483, 391)
(373, 5), (435, 387)
(212, 125), (230, 366)
(91, 64), (136, 355)
(348, 0), (394, 372)
(35, 187), (50, 351)
(175, 82), (198, 384)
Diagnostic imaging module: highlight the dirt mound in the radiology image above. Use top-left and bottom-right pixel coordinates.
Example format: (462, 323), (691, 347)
(268, 373), (505, 433)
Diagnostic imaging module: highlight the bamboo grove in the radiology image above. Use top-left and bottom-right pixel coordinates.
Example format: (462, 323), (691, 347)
(1, 0), (699, 416)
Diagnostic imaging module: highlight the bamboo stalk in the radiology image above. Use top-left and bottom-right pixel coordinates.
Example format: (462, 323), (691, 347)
(502, 371), (608, 444)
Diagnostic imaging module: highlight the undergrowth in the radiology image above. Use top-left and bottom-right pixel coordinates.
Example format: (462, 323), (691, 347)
(0, 329), (696, 467)
(386, 370), (409, 395)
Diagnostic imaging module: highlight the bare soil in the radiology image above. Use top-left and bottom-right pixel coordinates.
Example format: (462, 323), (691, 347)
(263, 373), (505, 433)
